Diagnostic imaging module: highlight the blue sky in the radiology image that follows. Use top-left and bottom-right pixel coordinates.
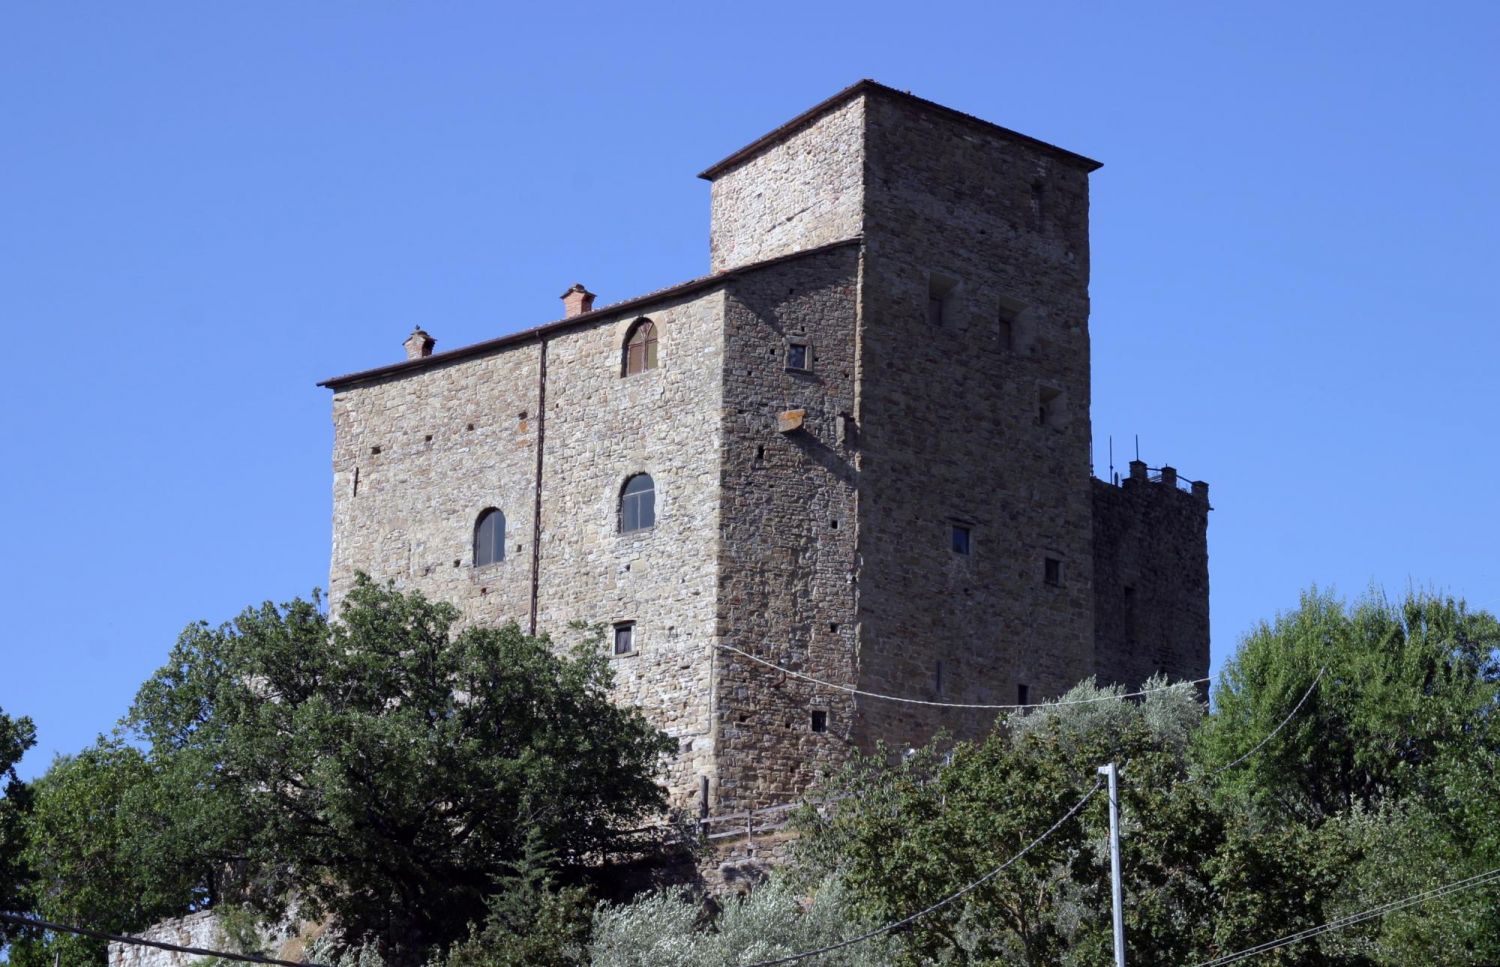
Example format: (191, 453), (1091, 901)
(2, 1), (1496, 779)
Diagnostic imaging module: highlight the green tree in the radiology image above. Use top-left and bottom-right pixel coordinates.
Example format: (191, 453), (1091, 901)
(589, 874), (893, 967)
(0, 706), (37, 945)
(11, 739), (219, 967)
(442, 832), (592, 967)
(794, 679), (1223, 966)
(127, 574), (674, 960)
(1196, 589), (1500, 963)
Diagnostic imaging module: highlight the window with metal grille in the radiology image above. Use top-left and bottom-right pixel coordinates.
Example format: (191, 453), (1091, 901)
(613, 623), (635, 655)
(619, 473), (656, 533)
(622, 318), (658, 376)
(473, 508), (505, 566)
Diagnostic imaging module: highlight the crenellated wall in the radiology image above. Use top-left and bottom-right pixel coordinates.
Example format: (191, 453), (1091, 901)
(1091, 461), (1211, 690)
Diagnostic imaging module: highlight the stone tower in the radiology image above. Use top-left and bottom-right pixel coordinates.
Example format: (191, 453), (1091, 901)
(320, 81), (1210, 814)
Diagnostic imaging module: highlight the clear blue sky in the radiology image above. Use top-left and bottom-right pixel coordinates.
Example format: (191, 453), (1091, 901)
(3, 2), (1496, 780)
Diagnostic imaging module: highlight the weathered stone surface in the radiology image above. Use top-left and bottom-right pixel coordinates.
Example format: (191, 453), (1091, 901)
(106, 911), (321, 967)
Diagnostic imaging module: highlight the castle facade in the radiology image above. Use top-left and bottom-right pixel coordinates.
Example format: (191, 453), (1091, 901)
(320, 81), (1210, 812)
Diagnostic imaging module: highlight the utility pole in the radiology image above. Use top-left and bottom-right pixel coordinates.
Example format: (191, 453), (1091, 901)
(1098, 762), (1125, 966)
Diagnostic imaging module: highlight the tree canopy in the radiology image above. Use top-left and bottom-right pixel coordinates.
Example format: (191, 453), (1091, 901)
(8, 585), (1499, 966)
(0, 706), (36, 947)
(126, 574), (674, 956)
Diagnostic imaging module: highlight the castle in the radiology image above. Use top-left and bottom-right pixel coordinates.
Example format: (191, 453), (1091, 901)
(319, 81), (1210, 815)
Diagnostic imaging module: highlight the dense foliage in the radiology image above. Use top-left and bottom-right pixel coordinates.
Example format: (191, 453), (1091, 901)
(9, 576), (673, 964)
(0, 707), (36, 946)
(6, 587), (1497, 966)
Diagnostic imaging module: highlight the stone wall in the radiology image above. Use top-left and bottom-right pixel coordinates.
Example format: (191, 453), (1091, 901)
(329, 286), (729, 806)
(1091, 462), (1211, 689)
(713, 242), (862, 810)
(107, 911), (320, 967)
(707, 96), (865, 273)
(850, 89), (1099, 751)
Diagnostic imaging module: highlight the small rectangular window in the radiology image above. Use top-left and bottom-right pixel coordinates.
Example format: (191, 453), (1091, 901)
(1017, 683), (1031, 706)
(934, 660), (944, 696)
(951, 524), (971, 555)
(927, 272), (958, 326)
(998, 306), (1017, 350)
(787, 341), (810, 371)
(810, 710), (828, 733)
(1044, 557), (1063, 587)
(1038, 386), (1063, 428)
(613, 623), (635, 655)
(1124, 585), (1138, 644)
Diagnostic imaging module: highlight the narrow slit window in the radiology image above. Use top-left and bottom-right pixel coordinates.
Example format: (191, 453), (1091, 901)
(998, 305), (1018, 350)
(1038, 386), (1064, 428)
(473, 508), (506, 566)
(927, 272), (958, 327)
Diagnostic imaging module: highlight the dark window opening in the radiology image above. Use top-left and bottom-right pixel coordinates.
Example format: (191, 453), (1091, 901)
(613, 623), (635, 656)
(1030, 180), (1046, 231)
(1038, 386), (1063, 428)
(927, 272), (957, 326)
(473, 508), (506, 566)
(1044, 557), (1063, 587)
(787, 341), (810, 371)
(810, 710), (828, 733)
(951, 524), (971, 555)
(934, 660), (944, 696)
(1124, 585), (1138, 644)
(1017, 683), (1031, 706)
(620, 473), (656, 533)
(622, 318), (659, 376)
(998, 306), (1017, 350)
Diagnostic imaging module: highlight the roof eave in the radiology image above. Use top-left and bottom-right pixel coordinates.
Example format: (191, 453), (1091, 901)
(697, 79), (1102, 182)
(318, 237), (863, 391)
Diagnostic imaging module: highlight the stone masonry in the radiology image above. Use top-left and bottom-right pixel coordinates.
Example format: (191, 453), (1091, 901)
(320, 80), (1211, 815)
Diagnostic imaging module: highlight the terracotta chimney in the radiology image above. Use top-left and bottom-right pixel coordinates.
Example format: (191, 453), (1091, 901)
(561, 283), (596, 318)
(403, 327), (435, 360)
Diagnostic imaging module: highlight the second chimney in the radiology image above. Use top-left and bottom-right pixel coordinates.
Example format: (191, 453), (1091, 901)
(403, 327), (435, 359)
(561, 283), (596, 318)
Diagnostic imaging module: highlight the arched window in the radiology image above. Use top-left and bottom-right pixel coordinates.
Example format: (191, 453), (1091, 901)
(619, 474), (655, 533)
(622, 319), (658, 376)
(473, 508), (505, 566)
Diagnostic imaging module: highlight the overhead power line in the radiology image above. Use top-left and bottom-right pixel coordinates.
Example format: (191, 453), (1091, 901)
(1190, 865), (1500, 966)
(0, 911), (331, 967)
(741, 779), (1104, 967)
(1183, 667), (1326, 786)
(717, 643), (1208, 709)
